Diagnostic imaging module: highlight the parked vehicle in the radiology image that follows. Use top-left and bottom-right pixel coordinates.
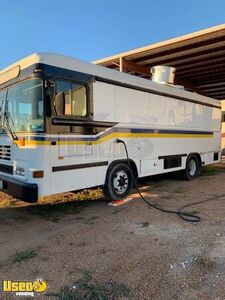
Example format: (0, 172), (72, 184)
(0, 53), (221, 202)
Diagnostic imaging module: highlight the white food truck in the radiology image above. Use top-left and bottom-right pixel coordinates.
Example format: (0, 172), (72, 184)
(0, 53), (221, 202)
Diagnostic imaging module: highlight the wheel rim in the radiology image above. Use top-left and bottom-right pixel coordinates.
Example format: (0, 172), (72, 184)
(188, 159), (197, 176)
(113, 170), (129, 194)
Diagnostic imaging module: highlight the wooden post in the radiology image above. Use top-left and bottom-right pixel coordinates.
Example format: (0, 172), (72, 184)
(119, 57), (124, 72)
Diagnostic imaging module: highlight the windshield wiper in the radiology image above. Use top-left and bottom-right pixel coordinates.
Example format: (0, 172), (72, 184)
(2, 91), (18, 141)
(3, 111), (18, 140)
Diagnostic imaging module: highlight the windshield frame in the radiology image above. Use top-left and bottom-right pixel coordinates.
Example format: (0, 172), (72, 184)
(0, 77), (45, 134)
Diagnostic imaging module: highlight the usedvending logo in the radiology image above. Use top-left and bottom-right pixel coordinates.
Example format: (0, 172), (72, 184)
(2, 279), (48, 297)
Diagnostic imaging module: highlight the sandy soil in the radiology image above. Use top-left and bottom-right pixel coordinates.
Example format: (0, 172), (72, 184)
(1, 164), (225, 299)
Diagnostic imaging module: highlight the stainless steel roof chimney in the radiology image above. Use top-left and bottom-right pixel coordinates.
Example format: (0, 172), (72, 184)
(151, 66), (176, 85)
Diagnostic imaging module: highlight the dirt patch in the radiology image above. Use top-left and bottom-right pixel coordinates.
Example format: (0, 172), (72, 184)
(1, 164), (225, 299)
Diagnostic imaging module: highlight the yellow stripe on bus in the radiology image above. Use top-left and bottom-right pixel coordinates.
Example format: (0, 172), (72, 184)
(14, 132), (213, 147)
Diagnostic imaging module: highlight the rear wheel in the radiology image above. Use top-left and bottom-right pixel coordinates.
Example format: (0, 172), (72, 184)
(104, 163), (133, 200)
(181, 154), (201, 180)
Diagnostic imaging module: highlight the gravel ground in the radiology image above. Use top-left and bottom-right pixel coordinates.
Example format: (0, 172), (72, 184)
(1, 164), (225, 299)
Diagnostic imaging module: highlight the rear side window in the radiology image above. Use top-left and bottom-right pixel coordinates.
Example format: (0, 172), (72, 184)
(222, 111), (225, 123)
(55, 80), (87, 117)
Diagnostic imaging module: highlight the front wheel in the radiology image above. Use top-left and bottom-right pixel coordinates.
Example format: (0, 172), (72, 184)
(104, 163), (133, 200)
(181, 154), (201, 180)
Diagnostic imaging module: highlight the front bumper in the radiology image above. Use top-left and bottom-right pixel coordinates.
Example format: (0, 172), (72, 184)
(0, 175), (38, 203)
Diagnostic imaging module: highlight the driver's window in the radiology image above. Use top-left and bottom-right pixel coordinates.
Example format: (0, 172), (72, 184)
(55, 80), (87, 117)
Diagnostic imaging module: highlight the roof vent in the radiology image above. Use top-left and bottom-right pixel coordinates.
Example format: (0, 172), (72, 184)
(151, 65), (175, 85)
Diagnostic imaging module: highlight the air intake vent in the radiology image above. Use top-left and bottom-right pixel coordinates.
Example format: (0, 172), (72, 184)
(0, 163), (13, 174)
(0, 145), (11, 161)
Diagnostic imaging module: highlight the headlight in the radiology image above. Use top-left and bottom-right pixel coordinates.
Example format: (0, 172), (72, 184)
(15, 167), (25, 176)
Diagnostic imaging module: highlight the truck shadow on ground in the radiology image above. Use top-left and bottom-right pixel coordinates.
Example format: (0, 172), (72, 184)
(0, 164), (224, 223)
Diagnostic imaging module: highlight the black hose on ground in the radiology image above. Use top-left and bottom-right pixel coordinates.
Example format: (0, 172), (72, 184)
(117, 139), (201, 223)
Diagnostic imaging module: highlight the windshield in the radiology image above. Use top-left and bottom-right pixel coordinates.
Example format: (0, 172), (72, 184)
(0, 78), (44, 133)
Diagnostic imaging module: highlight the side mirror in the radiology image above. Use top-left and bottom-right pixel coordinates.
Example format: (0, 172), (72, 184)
(55, 92), (65, 116)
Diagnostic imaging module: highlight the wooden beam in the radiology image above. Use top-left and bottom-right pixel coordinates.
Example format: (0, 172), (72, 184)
(204, 90), (225, 96)
(177, 61), (225, 76)
(200, 86), (225, 92)
(119, 58), (200, 94)
(119, 57), (124, 72)
(111, 61), (120, 68)
(200, 81), (225, 88)
(121, 60), (150, 77)
(93, 24), (225, 65)
(133, 37), (225, 63)
(174, 77), (201, 94)
(106, 56), (201, 94)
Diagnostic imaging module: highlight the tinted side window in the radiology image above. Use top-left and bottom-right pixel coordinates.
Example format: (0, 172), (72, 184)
(222, 111), (225, 123)
(55, 80), (87, 117)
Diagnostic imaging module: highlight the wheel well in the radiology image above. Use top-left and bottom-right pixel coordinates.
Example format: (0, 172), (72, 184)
(128, 160), (138, 179)
(107, 159), (138, 180)
(188, 153), (202, 166)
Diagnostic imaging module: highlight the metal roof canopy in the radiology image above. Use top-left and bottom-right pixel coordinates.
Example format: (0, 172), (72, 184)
(93, 24), (225, 100)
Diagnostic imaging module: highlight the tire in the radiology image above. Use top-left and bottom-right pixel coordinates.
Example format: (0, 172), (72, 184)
(104, 163), (133, 200)
(181, 154), (201, 180)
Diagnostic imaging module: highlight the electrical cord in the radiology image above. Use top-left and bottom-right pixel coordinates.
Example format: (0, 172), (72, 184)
(178, 193), (225, 213)
(117, 139), (201, 223)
